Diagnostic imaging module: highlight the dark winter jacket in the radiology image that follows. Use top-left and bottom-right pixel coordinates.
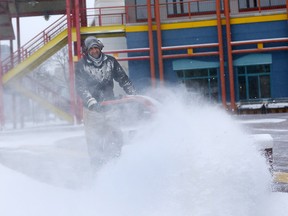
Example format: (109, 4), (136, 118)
(75, 53), (136, 108)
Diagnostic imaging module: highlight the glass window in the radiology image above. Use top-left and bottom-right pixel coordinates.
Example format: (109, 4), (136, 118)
(166, 0), (223, 16)
(236, 64), (271, 101)
(176, 67), (220, 101)
(248, 76), (259, 99)
(238, 76), (247, 100)
(136, 0), (155, 20)
(239, 0), (286, 10)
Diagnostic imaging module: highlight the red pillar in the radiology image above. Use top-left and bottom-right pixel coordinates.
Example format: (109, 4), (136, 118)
(74, 0), (83, 123)
(147, 0), (156, 87)
(80, 0), (87, 27)
(66, 0), (76, 123)
(216, 0), (227, 109)
(16, 17), (21, 64)
(154, 0), (164, 84)
(224, 0), (236, 111)
(75, 0), (82, 60)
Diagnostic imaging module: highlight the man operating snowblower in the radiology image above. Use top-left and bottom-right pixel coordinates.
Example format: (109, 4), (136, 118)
(75, 36), (137, 168)
(75, 36), (137, 111)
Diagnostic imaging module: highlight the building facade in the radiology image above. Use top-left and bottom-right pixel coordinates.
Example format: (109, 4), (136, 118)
(123, 0), (288, 110)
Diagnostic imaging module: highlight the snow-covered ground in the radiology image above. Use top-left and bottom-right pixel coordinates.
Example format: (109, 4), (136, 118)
(1, 89), (288, 216)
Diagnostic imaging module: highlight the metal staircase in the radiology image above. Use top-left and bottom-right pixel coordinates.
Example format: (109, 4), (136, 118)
(1, 15), (74, 123)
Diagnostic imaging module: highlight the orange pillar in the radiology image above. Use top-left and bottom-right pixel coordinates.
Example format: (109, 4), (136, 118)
(147, 0), (156, 87)
(66, 0), (76, 123)
(74, 0), (82, 123)
(224, 0), (236, 111)
(154, 0), (164, 84)
(216, 0), (227, 109)
(75, 0), (81, 60)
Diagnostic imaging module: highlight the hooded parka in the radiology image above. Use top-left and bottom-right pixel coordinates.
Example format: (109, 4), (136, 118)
(75, 53), (136, 108)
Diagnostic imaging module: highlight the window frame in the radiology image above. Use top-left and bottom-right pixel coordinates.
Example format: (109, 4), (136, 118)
(166, 0), (224, 18)
(176, 67), (221, 101)
(235, 64), (271, 101)
(238, 0), (286, 12)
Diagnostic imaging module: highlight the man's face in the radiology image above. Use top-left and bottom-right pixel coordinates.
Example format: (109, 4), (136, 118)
(89, 46), (101, 58)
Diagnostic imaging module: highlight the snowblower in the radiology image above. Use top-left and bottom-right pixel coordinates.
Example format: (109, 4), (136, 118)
(83, 95), (159, 168)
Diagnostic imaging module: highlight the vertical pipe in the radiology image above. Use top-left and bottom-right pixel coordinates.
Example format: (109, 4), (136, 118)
(75, 0), (81, 60)
(154, 0), (164, 83)
(66, 0), (75, 123)
(80, 0), (87, 27)
(257, 0), (261, 13)
(74, 0), (82, 123)
(16, 17), (21, 64)
(224, 0), (236, 111)
(147, 0), (156, 87)
(216, 0), (227, 108)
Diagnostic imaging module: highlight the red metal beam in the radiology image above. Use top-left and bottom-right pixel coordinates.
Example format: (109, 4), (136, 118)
(66, 0), (75, 123)
(216, 0), (227, 109)
(155, 0), (164, 83)
(232, 46), (288, 54)
(231, 38), (288, 45)
(161, 43), (219, 58)
(162, 43), (219, 51)
(231, 37), (288, 53)
(105, 48), (150, 54)
(75, 0), (81, 60)
(147, 0), (156, 87)
(163, 52), (219, 59)
(224, 0), (236, 111)
(112, 56), (151, 61)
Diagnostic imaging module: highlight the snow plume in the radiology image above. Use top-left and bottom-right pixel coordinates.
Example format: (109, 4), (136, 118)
(1, 87), (288, 216)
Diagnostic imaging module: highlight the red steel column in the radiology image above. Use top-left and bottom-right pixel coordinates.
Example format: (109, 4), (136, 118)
(66, 0), (76, 123)
(80, 0), (87, 27)
(216, 0), (227, 108)
(75, 0), (81, 60)
(154, 0), (164, 83)
(147, 0), (156, 87)
(16, 17), (21, 64)
(74, 0), (82, 123)
(224, 0), (236, 111)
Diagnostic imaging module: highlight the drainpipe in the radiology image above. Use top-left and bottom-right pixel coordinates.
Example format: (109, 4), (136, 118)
(216, 0), (227, 109)
(154, 0), (164, 84)
(224, 0), (236, 111)
(16, 17), (21, 64)
(66, 0), (75, 123)
(75, 0), (81, 60)
(80, 0), (87, 27)
(147, 0), (156, 87)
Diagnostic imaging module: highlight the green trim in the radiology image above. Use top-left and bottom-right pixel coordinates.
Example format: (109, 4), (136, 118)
(173, 59), (219, 70)
(233, 54), (272, 66)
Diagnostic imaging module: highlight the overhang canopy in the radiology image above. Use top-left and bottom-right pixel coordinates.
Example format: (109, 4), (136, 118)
(172, 59), (220, 70)
(233, 54), (272, 66)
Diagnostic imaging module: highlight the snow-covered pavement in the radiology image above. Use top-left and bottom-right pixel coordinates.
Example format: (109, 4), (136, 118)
(1, 94), (288, 216)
